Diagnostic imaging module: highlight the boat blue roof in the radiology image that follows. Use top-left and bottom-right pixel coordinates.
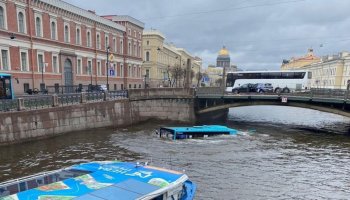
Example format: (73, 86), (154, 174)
(162, 125), (237, 133)
(3, 161), (187, 200)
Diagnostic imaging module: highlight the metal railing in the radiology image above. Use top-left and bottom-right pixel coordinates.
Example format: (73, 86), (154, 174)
(58, 93), (81, 106)
(0, 99), (18, 112)
(196, 87), (350, 100)
(24, 96), (52, 110)
(0, 90), (128, 112)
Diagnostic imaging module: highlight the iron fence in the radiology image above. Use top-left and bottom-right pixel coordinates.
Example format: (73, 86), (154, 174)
(86, 92), (104, 102)
(0, 99), (18, 112)
(109, 90), (128, 100)
(58, 93), (81, 105)
(24, 96), (52, 110)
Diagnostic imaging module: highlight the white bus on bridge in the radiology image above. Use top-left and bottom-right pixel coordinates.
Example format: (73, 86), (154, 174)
(226, 70), (312, 93)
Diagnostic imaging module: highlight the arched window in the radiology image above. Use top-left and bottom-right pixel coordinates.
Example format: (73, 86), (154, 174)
(18, 12), (25, 33)
(51, 21), (56, 39)
(105, 36), (109, 49)
(76, 28), (80, 44)
(0, 6), (4, 29)
(64, 25), (69, 43)
(35, 17), (41, 37)
(96, 34), (100, 49)
(146, 51), (150, 61)
(120, 40), (123, 54)
(87, 31), (91, 47)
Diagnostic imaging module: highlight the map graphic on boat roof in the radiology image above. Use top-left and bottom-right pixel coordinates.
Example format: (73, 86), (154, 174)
(0, 161), (194, 200)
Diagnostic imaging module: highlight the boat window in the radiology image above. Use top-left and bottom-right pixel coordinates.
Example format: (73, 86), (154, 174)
(151, 194), (164, 200)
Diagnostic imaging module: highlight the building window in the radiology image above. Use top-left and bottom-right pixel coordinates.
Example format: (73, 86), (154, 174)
(120, 64), (123, 77)
(105, 36), (109, 49)
(52, 55), (58, 73)
(35, 17), (42, 37)
(97, 61), (101, 76)
(76, 28), (81, 45)
(0, 6), (5, 29)
(113, 38), (116, 52)
(37, 54), (44, 72)
(87, 60), (92, 75)
(20, 51), (28, 71)
(87, 31), (91, 47)
(64, 25), (69, 43)
(146, 52), (150, 61)
(18, 12), (25, 33)
(1, 50), (9, 70)
(128, 42), (131, 55)
(51, 21), (56, 40)
(96, 34), (101, 49)
(134, 44), (136, 56)
(138, 45), (141, 57)
(147, 41), (149, 45)
(23, 83), (29, 93)
(77, 58), (82, 74)
(128, 65), (131, 77)
(120, 40), (123, 54)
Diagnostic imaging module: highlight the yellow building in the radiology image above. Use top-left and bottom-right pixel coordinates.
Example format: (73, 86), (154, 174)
(142, 30), (202, 87)
(300, 52), (350, 89)
(281, 49), (321, 70)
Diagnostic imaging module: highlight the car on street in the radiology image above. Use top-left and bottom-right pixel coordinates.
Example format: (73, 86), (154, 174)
(256, 83), (274, 93)
(231, 83), (257, 94)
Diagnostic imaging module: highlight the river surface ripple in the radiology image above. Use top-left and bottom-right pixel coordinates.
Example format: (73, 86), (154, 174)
(0, 106), (350, 200)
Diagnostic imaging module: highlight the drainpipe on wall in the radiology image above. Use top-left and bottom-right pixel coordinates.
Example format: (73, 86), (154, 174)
(27, 0), (35, 90)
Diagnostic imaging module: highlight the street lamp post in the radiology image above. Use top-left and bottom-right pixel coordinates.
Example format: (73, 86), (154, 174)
(106, 46), (110, 91)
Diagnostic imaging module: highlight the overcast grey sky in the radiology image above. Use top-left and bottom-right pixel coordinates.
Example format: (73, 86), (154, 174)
(65, 0), (350, 70)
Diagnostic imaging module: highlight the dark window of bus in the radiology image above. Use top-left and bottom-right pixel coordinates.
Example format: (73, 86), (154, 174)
(23, 83), (29, 93)
(268, 72), (281, 79)
(281, 72), (295, 79)
(294, 72), (305, 79)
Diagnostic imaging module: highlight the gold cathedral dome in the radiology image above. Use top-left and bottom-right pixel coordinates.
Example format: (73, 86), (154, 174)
(218, 46), (229, 56)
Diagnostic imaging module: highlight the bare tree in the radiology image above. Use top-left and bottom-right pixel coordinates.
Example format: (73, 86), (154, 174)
(170, 64), (184, 87)
(195, 71), (208, 87)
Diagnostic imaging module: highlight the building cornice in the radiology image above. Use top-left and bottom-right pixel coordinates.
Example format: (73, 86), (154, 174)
(39, 0), (126, 32)
(104, 15), (144, 28)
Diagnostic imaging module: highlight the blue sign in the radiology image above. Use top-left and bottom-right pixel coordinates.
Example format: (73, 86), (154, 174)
(109, 69), (115, 76)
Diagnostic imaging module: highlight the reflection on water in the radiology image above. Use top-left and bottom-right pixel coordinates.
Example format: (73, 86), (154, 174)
(0, 106), (350, 199)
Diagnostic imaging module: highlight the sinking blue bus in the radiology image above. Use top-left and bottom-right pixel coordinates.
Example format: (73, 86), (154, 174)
(0, 73), (14, 99)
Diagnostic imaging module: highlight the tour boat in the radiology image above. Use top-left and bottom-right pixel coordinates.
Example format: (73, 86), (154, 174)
(0, 161), (196, 200)
(158, 125), (238, 140)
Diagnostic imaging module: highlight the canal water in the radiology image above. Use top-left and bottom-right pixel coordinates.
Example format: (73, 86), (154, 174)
(1, 106), (350, 199)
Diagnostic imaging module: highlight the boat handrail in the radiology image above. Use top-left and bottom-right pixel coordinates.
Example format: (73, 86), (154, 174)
(0, 168), (66, 187)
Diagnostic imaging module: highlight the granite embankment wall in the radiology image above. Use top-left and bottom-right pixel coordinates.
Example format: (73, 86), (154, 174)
(0, 88), (195, 145)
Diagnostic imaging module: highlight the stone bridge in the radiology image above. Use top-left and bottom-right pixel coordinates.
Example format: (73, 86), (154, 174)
(195, 87), (350, 118)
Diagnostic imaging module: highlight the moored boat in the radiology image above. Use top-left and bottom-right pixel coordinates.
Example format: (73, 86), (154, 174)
(0, 161), (196, 200)
(158, 125), (238, 140)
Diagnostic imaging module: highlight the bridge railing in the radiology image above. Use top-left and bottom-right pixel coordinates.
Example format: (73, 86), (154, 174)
(196, 87), (350, 100)
(128, 88), (194, 100)
(195, 87), (223, 97)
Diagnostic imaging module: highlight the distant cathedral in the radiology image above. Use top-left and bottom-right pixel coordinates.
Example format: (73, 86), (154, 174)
(217, 46), (230, 69)
(216, 46), (237, 72)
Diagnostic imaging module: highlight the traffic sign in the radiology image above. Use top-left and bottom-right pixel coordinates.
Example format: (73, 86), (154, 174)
(109, 69), (115, 76)
(281, 97), (288, 103)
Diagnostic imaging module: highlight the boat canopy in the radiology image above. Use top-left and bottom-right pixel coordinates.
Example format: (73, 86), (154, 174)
(2, 161), (188, 200)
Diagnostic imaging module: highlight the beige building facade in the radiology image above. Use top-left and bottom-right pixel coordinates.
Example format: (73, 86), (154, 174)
(142, 30), (201, 88)
(281, 49), (321, 70)
(300, 52), (350, 89)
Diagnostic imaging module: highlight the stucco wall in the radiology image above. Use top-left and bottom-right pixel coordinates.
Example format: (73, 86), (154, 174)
(0, 96), (194, 145)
